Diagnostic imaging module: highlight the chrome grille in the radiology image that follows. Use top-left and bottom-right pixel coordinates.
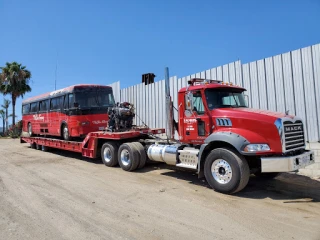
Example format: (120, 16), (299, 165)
(283, 121), (305, 151)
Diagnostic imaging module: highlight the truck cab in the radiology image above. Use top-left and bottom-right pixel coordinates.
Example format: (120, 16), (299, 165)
(170, 78), (315, 193)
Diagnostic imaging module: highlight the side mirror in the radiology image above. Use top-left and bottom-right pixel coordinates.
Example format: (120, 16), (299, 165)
(73, 102), (79, 108)
(185, 92), (194, 111)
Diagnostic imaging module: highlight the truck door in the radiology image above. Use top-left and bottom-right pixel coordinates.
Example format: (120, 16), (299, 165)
(182, 90), (211, 144)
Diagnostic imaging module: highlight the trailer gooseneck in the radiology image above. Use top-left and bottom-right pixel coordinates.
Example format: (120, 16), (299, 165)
(21, 68), (315, 194)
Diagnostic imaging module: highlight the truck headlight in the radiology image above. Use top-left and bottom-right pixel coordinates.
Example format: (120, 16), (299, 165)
(244, 144), (270, 152)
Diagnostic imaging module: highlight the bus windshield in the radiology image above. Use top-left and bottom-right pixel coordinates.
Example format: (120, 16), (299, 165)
(205, 88), (247, 110)
(75, 89), (115, 108)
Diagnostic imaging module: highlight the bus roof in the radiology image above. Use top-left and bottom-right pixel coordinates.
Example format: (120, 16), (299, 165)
(22, 84), (112, 104)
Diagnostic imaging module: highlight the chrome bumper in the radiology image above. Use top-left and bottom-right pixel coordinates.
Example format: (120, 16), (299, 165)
(261, 151), (315, 172)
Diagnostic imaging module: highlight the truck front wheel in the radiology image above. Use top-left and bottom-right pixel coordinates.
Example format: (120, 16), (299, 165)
(204, 148), (250, 194)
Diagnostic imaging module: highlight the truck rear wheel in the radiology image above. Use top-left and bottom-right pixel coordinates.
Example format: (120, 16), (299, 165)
(118, 143), (140, 171)
(101, 142), (119, 167)
(131, 142), (147, 169)
(204, 148), (250, 194)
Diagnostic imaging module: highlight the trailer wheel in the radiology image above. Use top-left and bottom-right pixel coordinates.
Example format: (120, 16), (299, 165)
(101, 142), (119, 167)
(36, 144), (41, 150)
(131, 142), (147, 169)
(62, 124), (70, 141)
(204, 148), (250, 194)
(28, 123), (33, 137)
(30, 142), (36, 149)
(118, 143), (140, 171)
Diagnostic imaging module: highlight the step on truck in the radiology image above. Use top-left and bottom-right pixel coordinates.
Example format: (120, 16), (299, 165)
(21, 67), (315, 194)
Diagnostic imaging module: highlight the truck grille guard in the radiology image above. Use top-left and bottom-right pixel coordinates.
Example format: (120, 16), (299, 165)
(274, 117), (306, 153)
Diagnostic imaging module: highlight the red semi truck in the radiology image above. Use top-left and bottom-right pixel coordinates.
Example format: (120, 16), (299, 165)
(21, 68), (315, 194)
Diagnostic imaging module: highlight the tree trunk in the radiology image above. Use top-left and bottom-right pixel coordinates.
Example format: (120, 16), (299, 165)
(5, 107), (8, 132)
(2, 119), (4, 135)
(12, 95), (16, 125)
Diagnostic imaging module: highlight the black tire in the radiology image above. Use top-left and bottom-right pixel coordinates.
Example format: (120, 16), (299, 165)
(62, 124), (70, 141)
(41, 145), (49, 152)
(28, 123), (33, 137)
(254, 172), (279, 179)
(118, 143), (140, 171)
(204, 148), (250, 194)
(101, 142), (119, 167)
(131, 142), (147, 169)
(30, 142), (36, 149)
(36, 144), (41, 150)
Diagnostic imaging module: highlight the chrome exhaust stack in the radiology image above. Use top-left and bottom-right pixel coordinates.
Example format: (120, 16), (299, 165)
(165, 67), (174, 141)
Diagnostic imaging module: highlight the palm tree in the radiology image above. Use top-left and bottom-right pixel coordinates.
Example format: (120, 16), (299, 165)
(0, 109), (5, 135)
(0, 62), (32, 125)
(1, 99), (10, 132)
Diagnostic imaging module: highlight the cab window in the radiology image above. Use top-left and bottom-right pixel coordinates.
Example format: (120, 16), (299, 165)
(192, 91), (205, 115)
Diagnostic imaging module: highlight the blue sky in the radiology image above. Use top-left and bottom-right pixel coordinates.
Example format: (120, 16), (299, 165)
(1, 0), (320, 123)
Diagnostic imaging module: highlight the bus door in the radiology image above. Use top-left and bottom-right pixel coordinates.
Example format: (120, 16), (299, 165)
(38, 99), (49, 134)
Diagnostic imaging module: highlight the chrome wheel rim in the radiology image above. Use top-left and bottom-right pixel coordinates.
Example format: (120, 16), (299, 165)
(28, 124), (32, 135)
(63, 127), (69, 139)
(120, 149), (130, 166)
(103, 147), (112, 163)
(211, 159), (232, 184)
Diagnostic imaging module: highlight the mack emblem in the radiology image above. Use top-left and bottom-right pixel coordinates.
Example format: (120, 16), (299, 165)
(285, 126), (302, 132)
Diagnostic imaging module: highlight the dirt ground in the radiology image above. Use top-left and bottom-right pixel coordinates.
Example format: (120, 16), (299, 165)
(0, 139), (319, 240)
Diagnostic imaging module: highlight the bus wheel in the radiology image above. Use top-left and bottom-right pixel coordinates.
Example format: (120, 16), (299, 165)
(28, 123), (33, 137)
(118, 143), (140, 171)
(101, 142), (119, 167)
(62, 124), (70, 141)
(204, 148), (250, 194)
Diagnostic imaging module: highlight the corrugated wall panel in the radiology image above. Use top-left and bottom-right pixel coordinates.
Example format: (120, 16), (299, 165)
(249, 62), (260, 109)
(222, 64), (229, 82)
(151, 83), (156, 128)
(312, 44), (320, 141)
(257, 59), (267, 110)
(235, 61), (242, 86)
(182, 77), (188, 88)
(217, 66), (223, 80)
(141, 83), (146, 126)
(242, 63), (252, 107)
(265, 57), (277, 112)
(228, 62), (236, 85)
(211, 68), (217, 79)
(205, 69), (211, 79)
(154, 82), (160, 127)
(301, 47), (318, 141)
(291, 49), (308, 140)
(195, 72), (201, 78)
(282, 52), (296, 115)
(273, 55), (286, 113)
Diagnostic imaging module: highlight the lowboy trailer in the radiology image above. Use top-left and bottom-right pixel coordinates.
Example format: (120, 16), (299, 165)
(20, 68), (315, 194)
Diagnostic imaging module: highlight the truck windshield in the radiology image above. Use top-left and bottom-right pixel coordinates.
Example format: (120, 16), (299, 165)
(75, 89), (115, 108)
(205, 88), (247, 110)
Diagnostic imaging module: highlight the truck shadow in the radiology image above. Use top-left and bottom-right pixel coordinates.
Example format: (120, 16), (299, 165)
(139, 163), (320, 202)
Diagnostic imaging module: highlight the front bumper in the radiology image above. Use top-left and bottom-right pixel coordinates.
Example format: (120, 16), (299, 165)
(261, 150), (315, 172)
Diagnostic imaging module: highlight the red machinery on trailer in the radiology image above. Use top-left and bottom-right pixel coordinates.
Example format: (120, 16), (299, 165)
(21, 68), (315, 194)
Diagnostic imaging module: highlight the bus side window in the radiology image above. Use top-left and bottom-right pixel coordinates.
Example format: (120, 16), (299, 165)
(63, 95), (68, 109)
(30, 102), (38, 113)
(50, 98), (60, 110)
(39, 100), (48, 112)
(68, 94), (74, 108)
(22, 104), (30, 115)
